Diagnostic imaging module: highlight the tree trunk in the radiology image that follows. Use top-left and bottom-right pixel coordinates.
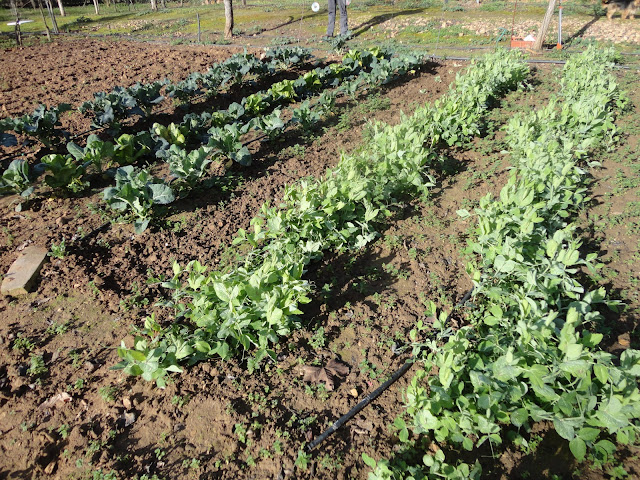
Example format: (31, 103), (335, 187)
(37, 0), (52, 40)
(224, 0), (233, 38)
(160, 0), (166, 8)
(93, 0), (99, 14)
(29, 0), (37, 10)
(150, 0), (157, 10)
(534, 0), (557, 51)
(10, 0), (23, 46)
(44, 0), (59, 33)
(242, 0), (246, 6)
(56, 0), (65, 16)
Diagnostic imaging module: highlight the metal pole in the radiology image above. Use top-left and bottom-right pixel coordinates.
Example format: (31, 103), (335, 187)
(557, 0), (563, 50)
(197, 13), (201, 43)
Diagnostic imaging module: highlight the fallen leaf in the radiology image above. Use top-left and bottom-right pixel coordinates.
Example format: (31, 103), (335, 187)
(38, 392), (71, 410)
(302, 358), (350, 391)
(326, 358), (350, 376)
(302, 365), (333, 389)
(618, 333), (631, 349)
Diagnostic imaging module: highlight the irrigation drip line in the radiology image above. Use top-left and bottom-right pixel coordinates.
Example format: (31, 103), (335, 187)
(306, 287), (474, 452)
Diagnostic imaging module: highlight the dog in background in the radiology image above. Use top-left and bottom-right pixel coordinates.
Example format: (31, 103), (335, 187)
(602, 0), (640, 20)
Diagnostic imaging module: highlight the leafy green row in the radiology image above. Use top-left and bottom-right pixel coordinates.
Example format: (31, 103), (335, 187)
(0, 49), (427, 233)
(0, 47), (312, 147)
(112, 49), (529, 388)
(368, 47), (639, 480)
(96, 50), (430, 233)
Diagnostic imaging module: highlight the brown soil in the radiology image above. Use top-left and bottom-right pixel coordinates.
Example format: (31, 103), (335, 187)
(0, 39), (638, 480)
(0, 38), (238, 118)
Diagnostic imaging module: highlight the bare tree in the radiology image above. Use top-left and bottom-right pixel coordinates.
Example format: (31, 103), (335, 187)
(224, 0), (233, 38)
(56, 0), (65, 16)
(150, 0), (157, 10)
(93, 0), (99, 14)
(9, 0), (23, 46)
(534, 0), (557, 51)
(43, 0), (59, 33)
(37, 0), (52, 40)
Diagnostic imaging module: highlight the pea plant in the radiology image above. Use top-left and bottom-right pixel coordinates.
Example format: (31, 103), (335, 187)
(368, 47), (639, 479)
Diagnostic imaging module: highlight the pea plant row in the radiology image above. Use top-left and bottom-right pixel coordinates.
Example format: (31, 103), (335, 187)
(366, 47), (640, 479)
(0, 48), (430, 234)
(113, 49), (530, 388)
(0, 46), (313, 148)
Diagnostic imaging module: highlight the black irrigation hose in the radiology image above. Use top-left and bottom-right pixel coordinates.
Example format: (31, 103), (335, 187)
(306, 287), (474, 452)
(307, 359), (414, 452)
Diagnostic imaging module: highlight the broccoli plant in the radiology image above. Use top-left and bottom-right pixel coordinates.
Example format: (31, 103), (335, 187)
(255, 110), (285, 141)
(292, 101), (322, 133)
(126, 80), (167, 117)
(207, 123), (252, 166)
(79, 88), (140, 130)
(6, 104), (71, 146)
(166, 146), (212, 188)
(103, 166), (174, 234)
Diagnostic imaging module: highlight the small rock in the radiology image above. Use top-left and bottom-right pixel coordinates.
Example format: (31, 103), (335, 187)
(1, 246), (49, 296)
(17, 365), (28, 376)
(121, 411), (136, 427)
(173, 422), (185, 432)
(122, 396), (132, 410)
(349, 388), (358, 398)
(83, 361), (96, 373)
(617, 333), (631, 349)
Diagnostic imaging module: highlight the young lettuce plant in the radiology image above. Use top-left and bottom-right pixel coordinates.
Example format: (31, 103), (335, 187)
(151, 122), (188, 147)
(0, 159), (34, 198)
(39, 154), (88, 193)
(67, 134), (115, 174)
(103, 166), (175, 234)
(113, 132), (151, 166)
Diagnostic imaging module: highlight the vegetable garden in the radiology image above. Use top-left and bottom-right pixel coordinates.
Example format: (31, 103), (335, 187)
(1, 38), (640, 480)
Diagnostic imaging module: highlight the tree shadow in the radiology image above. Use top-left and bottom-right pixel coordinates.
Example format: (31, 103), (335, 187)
(563, 15), (601, 46)
(351, 8), (425, 38)
(259, 11), (325, 34)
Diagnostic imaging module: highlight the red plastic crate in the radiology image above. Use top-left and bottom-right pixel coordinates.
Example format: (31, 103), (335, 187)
(510, 37), (535, 49)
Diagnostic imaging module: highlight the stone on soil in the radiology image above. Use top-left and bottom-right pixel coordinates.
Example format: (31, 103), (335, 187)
(1, 246), (48, 296)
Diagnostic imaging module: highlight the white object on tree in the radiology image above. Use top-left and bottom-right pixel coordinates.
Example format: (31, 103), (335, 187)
(7, 19), (33, 25)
